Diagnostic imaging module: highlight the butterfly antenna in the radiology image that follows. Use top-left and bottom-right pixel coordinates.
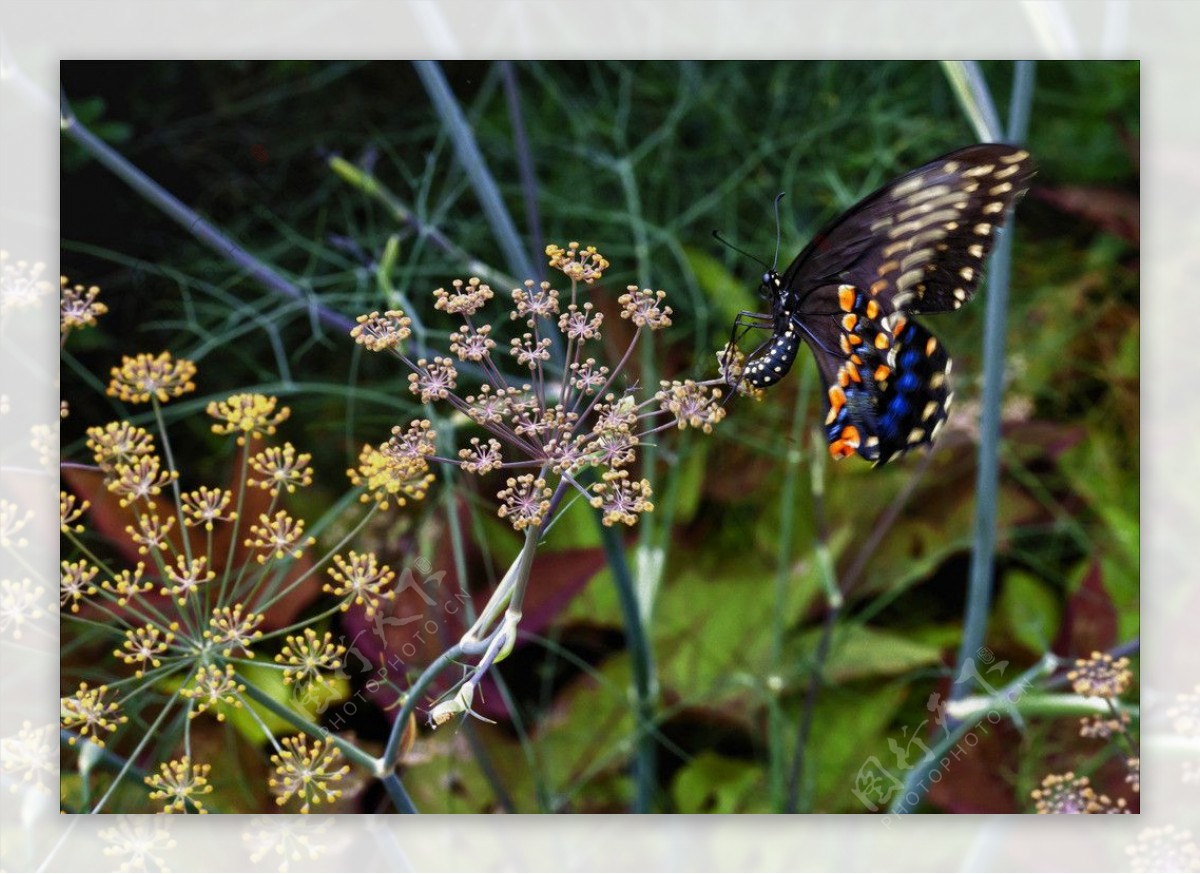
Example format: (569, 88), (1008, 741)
(770, 192), (786, 272)
(711, 229), (770, 271)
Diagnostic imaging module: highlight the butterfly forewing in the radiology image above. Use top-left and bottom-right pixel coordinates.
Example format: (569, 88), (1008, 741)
(786, 144), (1034, 317)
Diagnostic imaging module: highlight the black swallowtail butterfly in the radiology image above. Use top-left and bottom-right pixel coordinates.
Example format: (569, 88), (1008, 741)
(724, 143), (1035, 465)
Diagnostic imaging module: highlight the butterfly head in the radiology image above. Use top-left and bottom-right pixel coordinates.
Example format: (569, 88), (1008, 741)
(759, 269), (782, 301)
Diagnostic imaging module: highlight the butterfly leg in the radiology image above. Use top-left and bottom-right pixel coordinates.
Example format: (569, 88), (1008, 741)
(722, 310), (774, 383)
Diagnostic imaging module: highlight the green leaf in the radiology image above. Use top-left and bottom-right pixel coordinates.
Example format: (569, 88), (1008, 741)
(790, 624), (944, 684)
(682, 245), (757, 327)
(997, 570), (1061, 653)
(669, 439), (708, 524)
(803, 683), (909, 811)
(654, 567), (816, 703)
(673, 751), (769, 813)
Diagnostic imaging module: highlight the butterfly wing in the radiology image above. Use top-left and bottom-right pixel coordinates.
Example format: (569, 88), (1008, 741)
(779, 144), (1033, 463)
(782, 143), (1035, 314)
(805, 285), (951, 464)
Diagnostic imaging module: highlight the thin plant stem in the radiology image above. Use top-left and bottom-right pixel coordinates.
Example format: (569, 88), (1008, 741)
(939, 61), (1003, 142)
(947, 60), (1036, 711)
(769, 363), (811, 810)
(413, 60), (535, 282)
(383, 639), (481, 768)
(499, 61), (545, 279)
(598, 520), (657, 813)
(328, 155), (516, 293)
(88, 689), (183, 813)
(785, 419), (842, 814)
(381, 773), (418, 814)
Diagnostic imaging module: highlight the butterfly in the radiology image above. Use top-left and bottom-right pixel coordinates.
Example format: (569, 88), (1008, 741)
(723, 144), (1035, 465)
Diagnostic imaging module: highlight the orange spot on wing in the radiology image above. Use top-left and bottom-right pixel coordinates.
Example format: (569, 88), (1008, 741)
(827, 385), (846, 423)
(838, 286), (856, 312)
(829, 425), (861, 459)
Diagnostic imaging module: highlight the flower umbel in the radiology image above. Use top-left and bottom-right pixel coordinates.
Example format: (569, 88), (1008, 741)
(108, 352), (197, 404)
(60, 491), (90, 532)
(1030, 771), (1100, 814)
(496, 475), (552, 531)
(60, 276), (108, 336)
(245, 510), (315, 564)
(145, 756), (213, 814)
(590, 469), (655, 527)
(86, 421), (157, 471)
(433, 277), (494, 316)
(60, 559), (99, 613)
(324, 551), (396, 618)
(207, 393), (291, 444)
(61, 682), (127, 747)
(180, 486), (235, 530)
(248, 443), (314, 495)
(275, 627), (347, 687)
(115, 623), (177, 678)
(350, 310), (412, 352)
(619, 285), (673, 330)
(269, 735), (350, 814)
(182, 664), (246, 721)
(205, 605), (265, 657)
(1068, 652), (1133, 698)
(546, 241), (609, 284)
(349, 443), (435, 510)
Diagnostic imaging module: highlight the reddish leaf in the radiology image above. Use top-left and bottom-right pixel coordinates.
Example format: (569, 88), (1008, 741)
(1053, 560), (1117, 658)
(1035, 186), (1139, 245)
(1003, 420), (1087, 463)
(925, 673), (1021, 813)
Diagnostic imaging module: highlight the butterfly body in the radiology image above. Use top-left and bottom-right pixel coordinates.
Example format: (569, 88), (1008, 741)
(729, 144), (1034, 465)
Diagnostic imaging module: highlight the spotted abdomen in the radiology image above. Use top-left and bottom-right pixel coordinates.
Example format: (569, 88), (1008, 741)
(743, 326), (802, 388)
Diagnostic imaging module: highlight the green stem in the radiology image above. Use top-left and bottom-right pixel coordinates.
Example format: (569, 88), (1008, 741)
(948, 691), (1137, 722)
(412, 60), (535, 282)
(88, 689), (182, 813)
(769, 367), (811, 810)
(381, 773), (418, 814)
(383, 641), (471, 767)
(946, 60), (1034, 708)
(599, 522), (657, 813)
(329, 155), (515, 293)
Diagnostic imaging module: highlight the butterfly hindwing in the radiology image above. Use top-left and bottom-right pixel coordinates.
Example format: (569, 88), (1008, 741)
(815, 286), (951, 464)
